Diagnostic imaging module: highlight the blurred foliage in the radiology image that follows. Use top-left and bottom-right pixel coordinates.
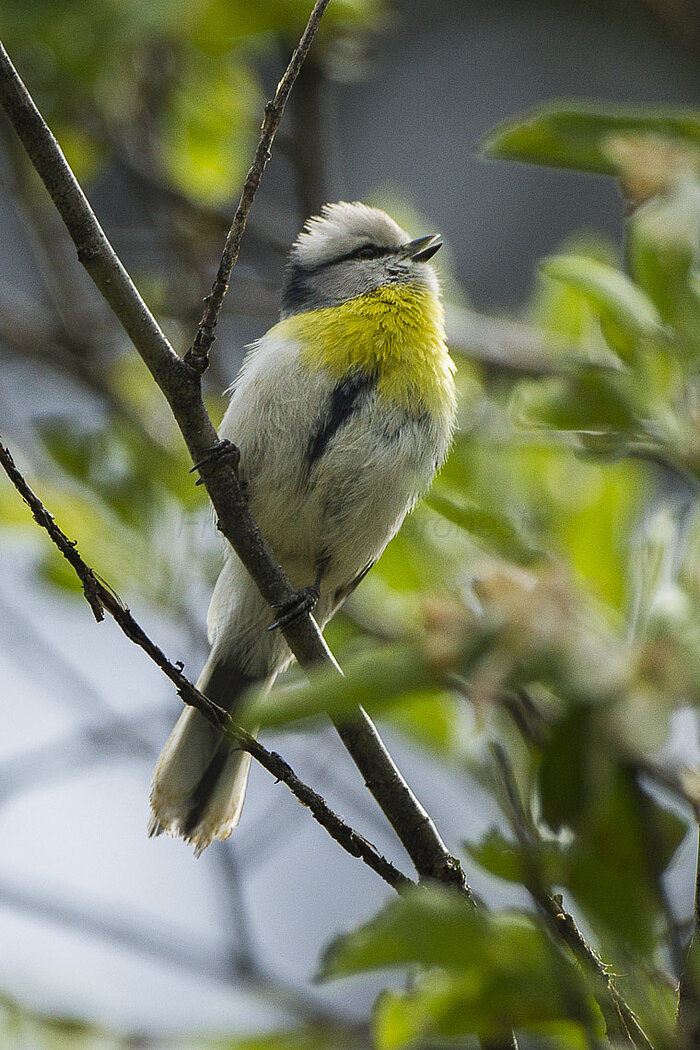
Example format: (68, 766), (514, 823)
(215, 1028), (366, 1050)
(1, 0), (385, 197)
(0, 4), (699, 1042)
(0, 991), (367, 1050)
(482, 102), (700, 183)
(320, 887), (601, 1046)
(0, 991), (156, 1049)
(246, 100), (700, 1047)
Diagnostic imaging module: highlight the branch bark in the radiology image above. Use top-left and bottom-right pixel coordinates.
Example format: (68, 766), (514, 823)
(490, 742), (654, 1050)
(0, 28), (469, 892)
(0, 438), (411, 893)
(185, 0), (332, 376)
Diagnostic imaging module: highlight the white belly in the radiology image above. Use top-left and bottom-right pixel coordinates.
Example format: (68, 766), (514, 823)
(208, 329), (452, 669)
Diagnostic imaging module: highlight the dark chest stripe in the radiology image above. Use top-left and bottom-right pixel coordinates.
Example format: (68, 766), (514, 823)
(306, 370), (377, 469)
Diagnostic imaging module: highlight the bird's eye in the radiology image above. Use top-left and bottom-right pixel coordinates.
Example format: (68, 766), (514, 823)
(355, 244), (379, 259)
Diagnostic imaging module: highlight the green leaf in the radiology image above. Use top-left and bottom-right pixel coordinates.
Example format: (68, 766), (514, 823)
(373, 989), (427, 1050)
(373, 973), (596, 1047)
(248, 644), (441, 730)
(482, 102), (700, 175)
(161, 53), (259, 204)
(530, 235), (620, 345)
(567, 766), (664, 953)
(319, 886), (480, 978)
(425, 492), (542, 564)
(251, 623), (496, 731)
(519, 368), (638, 436)
(628, 174), (700, 345)
(321, 887), (596, 1043)
(541, 256), (666, 355)
(539, 705), (593, 833)
(558, 457), (646, 609)
(465, 826), (569, 886)
(192, 0), (383, 53)
(677, 938), (700, 1042)
(0, 990), (127, 1047)
(538, 700), (688, 954)
(321, 886), (581, 990)
(387, 692), (471, 759)
(217, 1026), (363, 1050)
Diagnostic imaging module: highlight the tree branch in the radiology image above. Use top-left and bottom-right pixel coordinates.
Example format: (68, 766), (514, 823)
(0, 31), (469, 892)
(0, 438), (411, 893)
(184, 0), (332, 376)
(490, 742), (654, 1050)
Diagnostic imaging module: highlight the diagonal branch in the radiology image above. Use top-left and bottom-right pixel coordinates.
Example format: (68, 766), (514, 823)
(184, 0), (332, 376)
(490, 742), (654, 1050)
(0, 438), (410, 893)
(0, 31), (469, 892)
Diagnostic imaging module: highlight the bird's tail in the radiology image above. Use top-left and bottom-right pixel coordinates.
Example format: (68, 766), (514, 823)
(148, 647), (272, 856)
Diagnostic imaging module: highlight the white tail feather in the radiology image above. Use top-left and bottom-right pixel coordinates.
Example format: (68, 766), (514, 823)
(149, 647), (270, 855)
(148, 705), (253, 856)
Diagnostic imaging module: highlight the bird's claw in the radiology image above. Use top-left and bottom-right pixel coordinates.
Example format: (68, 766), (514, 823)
(190, 439), (240, 486)
(268, 584), (320, 631)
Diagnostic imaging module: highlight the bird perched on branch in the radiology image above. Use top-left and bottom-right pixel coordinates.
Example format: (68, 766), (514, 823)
(149, 201), (456, 854)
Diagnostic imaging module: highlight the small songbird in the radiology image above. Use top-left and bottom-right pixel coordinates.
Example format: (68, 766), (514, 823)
(149, 202), (457, 854)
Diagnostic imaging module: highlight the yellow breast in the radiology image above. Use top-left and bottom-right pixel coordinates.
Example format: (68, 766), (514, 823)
(276, 286), (456, 425)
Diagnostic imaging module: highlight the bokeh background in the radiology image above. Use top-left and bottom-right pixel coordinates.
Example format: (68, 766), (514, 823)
(0, 0), (699, 1046)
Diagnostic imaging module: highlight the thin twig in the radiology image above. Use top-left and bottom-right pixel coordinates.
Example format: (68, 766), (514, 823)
(0, 439), (410, 893)
(184, 0), (332, 375)
(0, 34), (469, 892)
(490, 742), (654, 1050)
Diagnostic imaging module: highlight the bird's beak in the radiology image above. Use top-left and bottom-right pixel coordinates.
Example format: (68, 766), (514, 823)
(403, 234), (442, 262)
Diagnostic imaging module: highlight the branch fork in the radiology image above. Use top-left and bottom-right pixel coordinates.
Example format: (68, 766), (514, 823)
(0, 3), (467, 894)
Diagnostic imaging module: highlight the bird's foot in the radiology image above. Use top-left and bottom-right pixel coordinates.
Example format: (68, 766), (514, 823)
(190, 439), (240, 486)
(268, 584), (321, 631)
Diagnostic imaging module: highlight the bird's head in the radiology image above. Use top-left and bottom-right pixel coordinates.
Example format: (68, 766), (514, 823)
(281, 201), (442, 318)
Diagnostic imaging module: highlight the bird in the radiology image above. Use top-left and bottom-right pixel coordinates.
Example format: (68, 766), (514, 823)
(148, 201), (457, 855)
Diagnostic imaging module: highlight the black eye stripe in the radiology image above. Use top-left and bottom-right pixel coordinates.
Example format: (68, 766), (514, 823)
(281, 242), (400, 315)
(328, 243), (395, 265)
